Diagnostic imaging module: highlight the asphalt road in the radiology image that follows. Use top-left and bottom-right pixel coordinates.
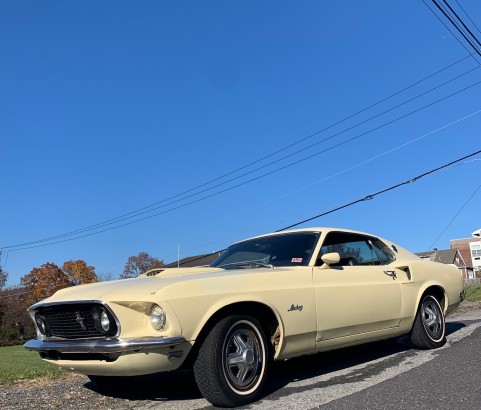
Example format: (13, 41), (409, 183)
(3, 309), (481, 409)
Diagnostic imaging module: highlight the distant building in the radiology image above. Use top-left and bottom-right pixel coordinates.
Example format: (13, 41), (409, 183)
(450, 228), (481, 274)
(416, 248), (474, 280)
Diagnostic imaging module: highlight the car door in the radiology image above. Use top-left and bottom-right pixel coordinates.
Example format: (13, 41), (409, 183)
(313, 232), (405, 342)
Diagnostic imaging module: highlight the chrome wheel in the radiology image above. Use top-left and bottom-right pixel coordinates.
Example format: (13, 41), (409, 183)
(421, 295), (443, 341)
(222, 321), (265, 393)
(410, 293), (446, 349)
(194, 315), (270, 407)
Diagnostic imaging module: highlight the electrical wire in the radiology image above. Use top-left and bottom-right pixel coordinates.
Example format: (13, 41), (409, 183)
(441, 0), (481, 49)
(4, 68), (481, 251)
(5, 150), (481, 285)
(428, 181), (481, 250)
(2, 53), (478, 246)
(213, 108), (481, 221)
(427, 0), (481, 59)
(163, 111), (481, 266)
(174, 148), (481, 267)
(454, 0), (481, 35)
(422, 0), (481, 64)
(276, 149), (481, 231)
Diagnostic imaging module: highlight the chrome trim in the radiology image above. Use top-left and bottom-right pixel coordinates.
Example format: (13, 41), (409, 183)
(28, 300), (121, 340)
(24, 336), (187, 354)
(28, 299), (114, 312)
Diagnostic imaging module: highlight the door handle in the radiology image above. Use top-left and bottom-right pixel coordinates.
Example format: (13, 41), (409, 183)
(384, 270), (397, 280)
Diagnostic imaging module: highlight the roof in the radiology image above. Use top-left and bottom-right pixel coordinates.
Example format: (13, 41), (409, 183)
(415, 249), (466, 266)
(165, 253), (221, 268)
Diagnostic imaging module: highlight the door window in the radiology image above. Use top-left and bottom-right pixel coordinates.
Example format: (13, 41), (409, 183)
(319, 232), (395, 266)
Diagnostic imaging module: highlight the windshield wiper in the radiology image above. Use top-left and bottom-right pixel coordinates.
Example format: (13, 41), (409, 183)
(219, 260), (275, 269)
(250, 261), (275, 269)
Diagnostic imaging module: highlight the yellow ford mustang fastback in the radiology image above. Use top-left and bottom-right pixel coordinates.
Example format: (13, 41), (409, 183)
(25, 228), (464, 407)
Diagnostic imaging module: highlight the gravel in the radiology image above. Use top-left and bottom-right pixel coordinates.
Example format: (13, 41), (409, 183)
(0, 371), (210, 410)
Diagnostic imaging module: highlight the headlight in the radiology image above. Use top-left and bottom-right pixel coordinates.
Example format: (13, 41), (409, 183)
(91, 306), (116, 336)
(34, 313), (48, 336)
(150, 304), (166, 331)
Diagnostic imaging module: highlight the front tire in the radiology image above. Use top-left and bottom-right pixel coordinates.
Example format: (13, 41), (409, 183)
(410, 294), (446, 349)
(193, 315), (270, 407)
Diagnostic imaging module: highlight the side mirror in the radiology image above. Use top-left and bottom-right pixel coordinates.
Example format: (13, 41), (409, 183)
(319, 252), (340, 269)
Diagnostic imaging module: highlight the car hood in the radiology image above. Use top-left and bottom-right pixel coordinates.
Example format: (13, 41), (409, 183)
(34, 267), (226, 305)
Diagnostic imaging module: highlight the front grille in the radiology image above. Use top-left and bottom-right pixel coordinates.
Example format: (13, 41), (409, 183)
(36, 303), (117, 339)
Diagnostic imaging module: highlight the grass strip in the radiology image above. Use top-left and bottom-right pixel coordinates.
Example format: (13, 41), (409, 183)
(0, 345), (65, 385)
(465, 285), (481, 302)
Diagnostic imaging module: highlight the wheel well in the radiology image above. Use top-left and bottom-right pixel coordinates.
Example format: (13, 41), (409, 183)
(421, 286), (446, 310)
(181, 302), (279, 369)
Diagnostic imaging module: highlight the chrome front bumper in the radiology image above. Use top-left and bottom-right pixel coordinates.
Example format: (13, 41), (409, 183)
(24, 336), (186, 354)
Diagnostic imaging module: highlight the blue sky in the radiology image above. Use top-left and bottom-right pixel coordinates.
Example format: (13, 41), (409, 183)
(1, 1), (480, 286)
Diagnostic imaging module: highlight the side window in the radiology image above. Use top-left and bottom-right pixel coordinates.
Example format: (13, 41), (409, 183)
(318, 232), (395, 266)
(370, 239), (396, 265)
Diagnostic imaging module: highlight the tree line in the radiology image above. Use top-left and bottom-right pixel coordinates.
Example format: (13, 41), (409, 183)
(0, 252), (164, 346)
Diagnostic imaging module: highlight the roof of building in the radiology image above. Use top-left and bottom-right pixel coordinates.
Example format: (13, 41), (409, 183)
(415, 248), (465, 266)
(164, 252), (221, 268)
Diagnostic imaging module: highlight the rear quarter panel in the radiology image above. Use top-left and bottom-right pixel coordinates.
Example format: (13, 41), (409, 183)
(399, 260), (463, 326)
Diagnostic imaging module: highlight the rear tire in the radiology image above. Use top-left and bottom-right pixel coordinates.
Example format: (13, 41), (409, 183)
(193, 315), (270, 407)
(410, 294), (446, 349)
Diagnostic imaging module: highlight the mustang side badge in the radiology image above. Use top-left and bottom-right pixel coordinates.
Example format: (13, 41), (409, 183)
(288, 304), (303, 312)
(384, 270), (397, 280)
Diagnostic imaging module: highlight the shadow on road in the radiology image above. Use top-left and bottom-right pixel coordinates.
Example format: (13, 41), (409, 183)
(445, 321), (466, 336)
(84, 369), (203, 402)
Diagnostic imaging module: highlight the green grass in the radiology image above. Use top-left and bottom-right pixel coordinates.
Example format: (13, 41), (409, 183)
(0, 345), (66, 385)
(465, 285), (481, 302)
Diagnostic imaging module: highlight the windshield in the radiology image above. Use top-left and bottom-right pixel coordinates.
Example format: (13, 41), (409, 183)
(210, 231), (320, 269)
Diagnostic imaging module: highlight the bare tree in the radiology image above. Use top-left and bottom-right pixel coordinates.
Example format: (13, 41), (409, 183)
(121, 252), (164, 279)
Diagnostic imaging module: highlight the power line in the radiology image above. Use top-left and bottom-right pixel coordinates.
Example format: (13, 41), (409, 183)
(276, 149), (481, 231)
(2, 55), (478, 246)
(6, 150), (481, 279)
(441, 0), (481, 49)
(422, 0), (480, 65)
(453, 0), (481, 35)
(4, 66), (481, 251)
(425, 0), (481, 60)
(155, 109), (481, 264)
(4, 75), (481, 251)
(177, 149), (481, 267)
(428, 181), (481, 250)
(45, 53), (474, 236)
(218, 108), (481, 222)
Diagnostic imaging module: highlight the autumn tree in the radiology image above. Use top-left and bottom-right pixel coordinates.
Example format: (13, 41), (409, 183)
(62, 260), (98, 285)
(20, 262), (72, 305)
(0, 286), (34, 346)
(121, 252), (164, 279)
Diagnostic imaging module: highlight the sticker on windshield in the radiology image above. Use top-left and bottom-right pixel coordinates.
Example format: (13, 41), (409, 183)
(291, 258), (303, 263)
